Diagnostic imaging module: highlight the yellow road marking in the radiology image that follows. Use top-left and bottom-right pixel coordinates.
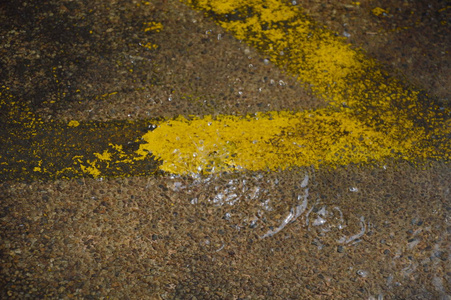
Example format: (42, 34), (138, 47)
(134, 0), (449, 175)
(1, 2), (449, 180)
(136, 109), (405, 174)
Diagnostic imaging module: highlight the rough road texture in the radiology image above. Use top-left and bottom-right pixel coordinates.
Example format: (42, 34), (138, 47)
(1, 0), (450, 299)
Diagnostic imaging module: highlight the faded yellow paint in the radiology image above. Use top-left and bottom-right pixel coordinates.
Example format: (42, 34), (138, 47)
(76, 143), (141, 177)
(372, 7), (389, 17)
(94, 150), (113, 161)
(80, 161), (102, 178)
(140, 42), (159, 50)
(1, 15), (165, 180)
(68, 120), (80, 127)
(143, 21), (163, 32)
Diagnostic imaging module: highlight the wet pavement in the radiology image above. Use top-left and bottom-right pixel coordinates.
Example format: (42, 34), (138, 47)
(1, 0), (450, 299)
(2, 163), (450, 298)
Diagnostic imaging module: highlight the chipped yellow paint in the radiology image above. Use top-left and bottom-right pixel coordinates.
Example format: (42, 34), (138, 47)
(76, 143), (142, 177)
(143, 21), (164, 33)
(372, 7), (389, 17)
(140, 42), (159, 50)
(80, 161), (102, 178)
(94, 150), (113, 161)
(68, 120), (80, 127)
(140, 21), (163, 51)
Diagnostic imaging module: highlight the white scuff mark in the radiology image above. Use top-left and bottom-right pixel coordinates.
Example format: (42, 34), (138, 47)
(300, 174), (309, 188)
(260, 198), (272, 211)
(305, 198), (319, 228)
(333, 206), (346, 229)
(215, 243), (225, 252)
(317, 206), (327, 216)
(188, 172), (313, 238)
(250, 186), (260, 200)
(224, 193), (238, 205)
(294, 188), (309, 219)
(172, 181), (184, 191)
(212, 192), (224, 204)
(356, 269), (369, 278)
(260, 208), (295, 239)
(260, 175), (310, 239)
(338, 216), (366, 244)
(313, 216), (327, 226)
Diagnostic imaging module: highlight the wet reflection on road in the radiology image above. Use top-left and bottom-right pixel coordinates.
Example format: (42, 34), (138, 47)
(2, 163), (449, 298)
(158, 164), (450, 298)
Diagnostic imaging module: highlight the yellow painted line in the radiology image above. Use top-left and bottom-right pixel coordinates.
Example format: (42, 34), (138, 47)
(136, 106), (448, 175)
(136, 109), (403, 174)
(1, 2), (449, 180)
(134, 0), (450, 175)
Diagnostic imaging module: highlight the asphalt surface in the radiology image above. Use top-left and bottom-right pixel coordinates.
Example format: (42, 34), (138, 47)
(1, 0), (450, 298)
